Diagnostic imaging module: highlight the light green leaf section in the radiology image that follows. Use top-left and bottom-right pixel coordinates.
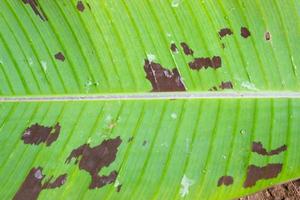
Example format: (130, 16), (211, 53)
(1, 0), (300, 200)
(0, 0), (300, 95)
(0, 99), (300, 199)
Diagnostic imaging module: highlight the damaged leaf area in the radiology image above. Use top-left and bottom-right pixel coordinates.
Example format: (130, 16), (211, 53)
(217, 176), (234, 186)
(54, 52), (65, 62)
(21, 123), (61, 146)
(243, 164), (283, 188)
(188, 56), (222, 70)
(1, 0), (300, 199)
(22, 0), (47, 21)
(180, 42), (194, 56)
(252, 142), (287, 156)
(65, 136), (122, 189)
(76, 1), (85, 12)
(219, 28), (233, 38)
(170, 43), (178, 53)
(13, 167), (67, 200)
(0, 100), (299, 200)
(241, 27), (251, 38)
(143, 59), (186, 92)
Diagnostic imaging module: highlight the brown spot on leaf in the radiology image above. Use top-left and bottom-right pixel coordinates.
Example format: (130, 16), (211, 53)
(217, 176), (234, 186)
(219, 28), (233, 38)
(65, 136), (122, 189)
(77, 1), (85, 12)
(180, 42), (194, 56)
(144, 59), (186, 92)
(265, 32), (271, 41)
(219, 81), (233, 89)
(54, 52), (65, 61)
(22, 0), (47, 21)
(252, 142), (287, 156)
(13, 167), (67, 200)
(241, 27), (251, 38)
(21, 123), (61, 146)
(243, 163), (283, 188)
(188, 56), (222, 70)
(170, 43), (178, 53)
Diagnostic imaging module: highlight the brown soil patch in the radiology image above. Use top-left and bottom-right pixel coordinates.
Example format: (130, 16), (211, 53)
(238, 179), (300, 200)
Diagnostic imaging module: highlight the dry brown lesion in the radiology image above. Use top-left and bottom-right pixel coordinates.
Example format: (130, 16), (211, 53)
(143, 59), (186, 92)
(13, 167), (67, 200)
(22, 0), (47, 21)
(243, 164), (283, 188)
(252, 141), (287, 156)
(65, 136), (122, 189)
(21, 123), (61, 146)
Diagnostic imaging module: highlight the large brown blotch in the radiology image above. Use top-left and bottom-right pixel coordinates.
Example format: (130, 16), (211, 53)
(13, 167), (67, 200)
(243, 163), (283, 188)
(188, 56), (222, 70)
(252, 142), (287, 156)
(144, 59), (186, 92)
(21, 123), (61, 146)
(65, 136), (122, 189)
(22, 0), (47, 21)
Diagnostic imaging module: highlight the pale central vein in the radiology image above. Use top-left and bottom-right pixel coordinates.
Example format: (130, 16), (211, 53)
(1, 92), (300, 102)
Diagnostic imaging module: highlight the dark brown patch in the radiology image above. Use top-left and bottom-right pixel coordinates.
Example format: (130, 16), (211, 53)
(77, 1), (85, 12)
(219, 81), (233, 89)
(241, 27), (251, 38)
(116, 184), (122, 192)
(265, 32), (271, 41)
(21, 123), (61, 146)
(188, 56), (222, 70)
(170, 43), (178, 53)
(219, 28), (233, 38)
(65, 136), (122, 189)
(144, 59), (186, 92)
(22, 0), (47, 21)
(217, 176), (234, 186)
(180, 42), (194, 56)
(252, 142), (287, 156)
(54, 52), (65, 61)
(13, 167), (67, 200)
(243, 163), (283, 188)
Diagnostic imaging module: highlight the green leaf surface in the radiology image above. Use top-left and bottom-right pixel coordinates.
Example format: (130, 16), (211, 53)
(1, 0), (300, 95)
(1, 99), (300, 200)
(1, 0), (300, 200)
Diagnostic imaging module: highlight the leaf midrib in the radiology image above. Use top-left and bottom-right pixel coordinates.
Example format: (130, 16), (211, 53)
(1, 91), (300, 102)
